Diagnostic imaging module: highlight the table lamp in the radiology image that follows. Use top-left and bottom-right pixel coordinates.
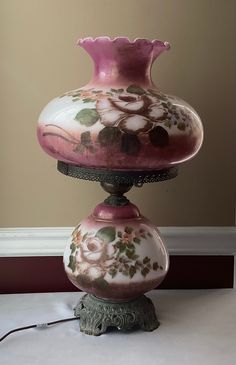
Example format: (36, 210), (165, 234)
(37, 37), (203, 335)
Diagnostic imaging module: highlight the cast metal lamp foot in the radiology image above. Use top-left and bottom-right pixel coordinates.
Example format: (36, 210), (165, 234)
(74, 294), (159, 336)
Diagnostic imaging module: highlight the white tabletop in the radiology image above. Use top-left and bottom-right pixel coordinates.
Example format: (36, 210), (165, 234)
(0, 290), (235, 365)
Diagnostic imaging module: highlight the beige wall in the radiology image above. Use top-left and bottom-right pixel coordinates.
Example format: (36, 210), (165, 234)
(0, 0), (235, 227)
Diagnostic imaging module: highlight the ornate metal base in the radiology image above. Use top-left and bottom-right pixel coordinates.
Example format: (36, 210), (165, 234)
(74, 294), (159, 336)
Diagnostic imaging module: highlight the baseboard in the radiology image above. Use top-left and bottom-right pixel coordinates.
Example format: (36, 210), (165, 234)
(0, 227), (235, 257)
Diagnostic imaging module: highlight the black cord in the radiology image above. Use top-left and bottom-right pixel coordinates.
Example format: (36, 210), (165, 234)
(0, 317), (78, 343)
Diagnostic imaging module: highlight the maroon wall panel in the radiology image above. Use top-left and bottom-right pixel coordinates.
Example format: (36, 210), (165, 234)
(0, 256), (234, 294)
(159, 256), (234, 289)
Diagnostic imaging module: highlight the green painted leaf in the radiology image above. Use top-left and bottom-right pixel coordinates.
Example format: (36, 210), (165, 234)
(141, 267), (150, 277)
(153, 262), (159, 271)
(124, 226), (133, 234)
(149, 126), (169, 148)
(73, 144), (85, 154)
(119, 257), (124, 263)
(75, 108), (99, 126)
(108, 268), (117, 278)
(121, 134), (141, 156)
(93, 277), (109, 289)
(122, 269), (129, 276)
(116, 241), (126, 252)
(98, 126), (121, 147)
(117, 88), (124, 93)
(80, 131), (96, 153)
(127, 243), (135, 250)
(76, 274), (91, 287)
(87, 145), (96, 153)
(129, 265), (136, 278)
(126, 85), (146, 95)
(82, 98), (94, 103)
(67, 255), (76, 272)
(164, 120), (172, 128)
(96, 226), (116, 243)
(72, 97), (80, 102)
(82, 232), (88, 242)
(126, 249), (135, 259)
(73, 94), (82, 99)
(72, 226), (80, 238)
(147, 90), (168, 101)
(147, 89), (158, 97)
(81, 131), (91, 146)
(143, 256), (151, 264)
(133, 237), (141, 244)
(177, 122), (186, 131)
(70, 242), (76, 254)
(133, 254), (139, 260)
(117, 231), (122, 238)
(92, 90), (103, 93)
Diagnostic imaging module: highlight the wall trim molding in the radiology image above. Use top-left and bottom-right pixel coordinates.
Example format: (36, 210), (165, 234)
(0, 227), (236, 257)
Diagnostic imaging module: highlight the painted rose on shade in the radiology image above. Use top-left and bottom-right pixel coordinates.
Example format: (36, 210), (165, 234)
(97, 93), (155, 134)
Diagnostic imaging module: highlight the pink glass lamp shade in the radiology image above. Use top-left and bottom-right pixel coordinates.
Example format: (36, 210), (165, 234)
(37, 37), (203, 171)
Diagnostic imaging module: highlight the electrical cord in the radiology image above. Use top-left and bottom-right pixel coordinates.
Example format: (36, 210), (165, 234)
(0, 317), (79, 343)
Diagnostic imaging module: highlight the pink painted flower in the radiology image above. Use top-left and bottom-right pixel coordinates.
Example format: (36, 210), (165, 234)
(122, 232), (133, 243)
(80, 236), (106, 263)
(96, 93), (168, 134)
